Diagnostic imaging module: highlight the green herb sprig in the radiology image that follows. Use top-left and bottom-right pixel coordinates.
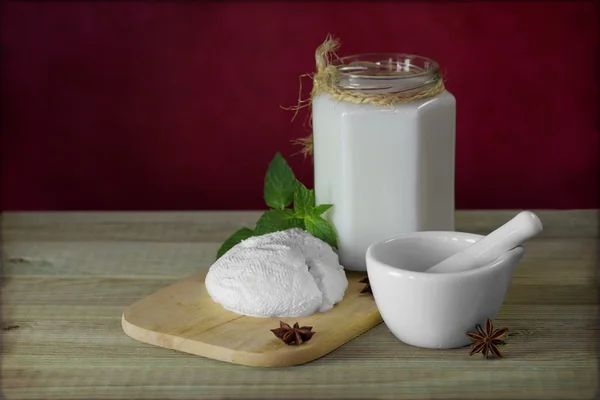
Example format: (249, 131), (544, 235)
(216, 152), (337, 259)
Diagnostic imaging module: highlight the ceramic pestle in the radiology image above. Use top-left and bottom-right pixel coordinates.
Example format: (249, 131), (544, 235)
(425, 211), (543, 274)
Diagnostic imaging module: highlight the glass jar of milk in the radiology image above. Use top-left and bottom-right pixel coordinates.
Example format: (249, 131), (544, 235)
(312, 53), (456, 271)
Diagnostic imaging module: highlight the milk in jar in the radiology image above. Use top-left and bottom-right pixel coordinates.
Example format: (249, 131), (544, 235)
(312, 53), (456, 271)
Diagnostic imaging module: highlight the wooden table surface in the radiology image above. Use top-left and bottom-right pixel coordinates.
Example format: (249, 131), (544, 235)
(1, 210), (598, 399)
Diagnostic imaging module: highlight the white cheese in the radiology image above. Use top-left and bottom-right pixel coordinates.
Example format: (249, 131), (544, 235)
(205, 228), (348, 318)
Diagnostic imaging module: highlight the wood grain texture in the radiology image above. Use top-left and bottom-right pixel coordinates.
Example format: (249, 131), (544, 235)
(1, 210), (598, 399)
(122, 271), (382, 367)
(2, 209), (597, 241)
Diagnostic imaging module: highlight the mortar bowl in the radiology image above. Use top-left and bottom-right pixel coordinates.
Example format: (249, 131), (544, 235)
(365, 231), (524, 349)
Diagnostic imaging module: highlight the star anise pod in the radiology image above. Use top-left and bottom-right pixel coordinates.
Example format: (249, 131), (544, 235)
(359, 276), (372, 294)
(270, 321), (315, 345)
(466, 318), (508, 359)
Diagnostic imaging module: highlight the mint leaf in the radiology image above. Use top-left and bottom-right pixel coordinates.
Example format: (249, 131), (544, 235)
(313, 204), (333, 216)
(293, 182), (315, 218)
(216, 227), (255, 259)
(255, 209), (305, 235)
(305, 215), (338, 248)
(264, 152), (297, 210)
(216, 151), (340, 258)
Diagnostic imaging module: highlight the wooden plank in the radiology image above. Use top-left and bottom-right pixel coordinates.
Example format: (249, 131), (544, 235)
(1, 276), (597, 307)
(2, 210), (597, 241)
(1, 361), (596, 400)
(2, 238), (596, 278)
(3, 304), (597, 353)
(2, 241), (220, 278)
(2, 288), (598, 399)
(1, 277), (174, 306)
(1, 211), (263, 243)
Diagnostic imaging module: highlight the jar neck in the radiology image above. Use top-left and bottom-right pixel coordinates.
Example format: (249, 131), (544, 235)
(332, 53), (441, 95)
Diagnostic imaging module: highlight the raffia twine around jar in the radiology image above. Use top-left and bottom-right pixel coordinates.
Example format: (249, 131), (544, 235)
(289, 35), (446, 157)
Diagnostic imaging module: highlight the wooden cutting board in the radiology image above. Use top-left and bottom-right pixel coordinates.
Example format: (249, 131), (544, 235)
(122, 270), (382, 367)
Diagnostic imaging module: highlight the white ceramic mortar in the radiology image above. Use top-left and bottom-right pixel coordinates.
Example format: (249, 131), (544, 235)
(365, 231), (524, 349)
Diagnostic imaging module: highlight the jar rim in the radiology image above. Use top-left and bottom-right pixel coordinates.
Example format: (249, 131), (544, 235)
(331, 53), (439, 80)
(331, 53), (441, 93)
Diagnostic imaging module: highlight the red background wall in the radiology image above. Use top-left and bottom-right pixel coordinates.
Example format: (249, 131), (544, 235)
(1, 1), (598, 211)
